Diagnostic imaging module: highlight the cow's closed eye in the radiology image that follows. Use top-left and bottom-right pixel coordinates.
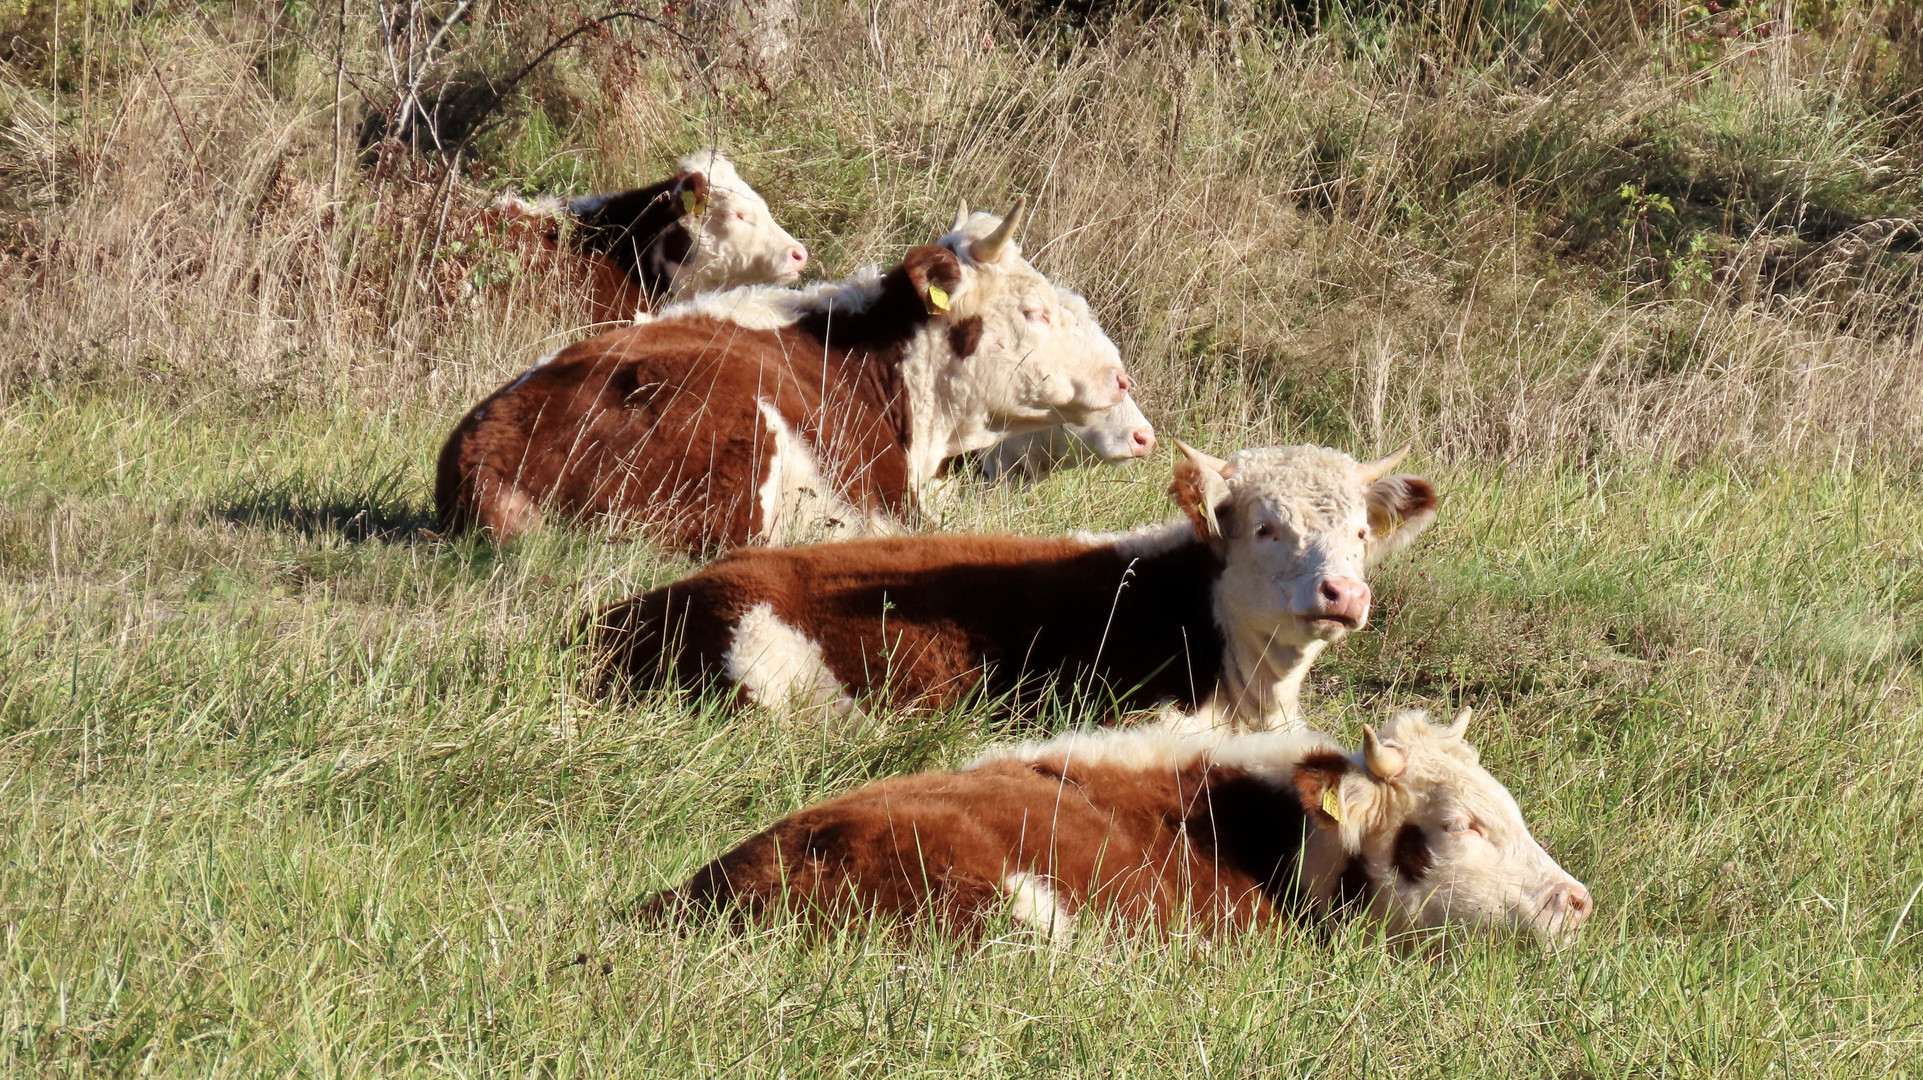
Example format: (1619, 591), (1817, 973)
(1444, 816), (1485, 838)
(1024, 308), (1051, 326)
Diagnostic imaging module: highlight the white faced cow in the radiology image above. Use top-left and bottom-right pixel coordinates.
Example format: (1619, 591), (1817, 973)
(586, 440), (1436, 729)
(640, 709), (1593, 943)
(487, 150), (808, 325)
(976, 393), (1157, 481)
(437, 200), (1133, 549)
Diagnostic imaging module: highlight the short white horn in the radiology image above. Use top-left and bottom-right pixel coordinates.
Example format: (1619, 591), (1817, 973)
(1446, 708), (1473, 738)
(1357, 445), (1411, 484)
(971, 196), (1027, 263)
(1172, 438), (1230, 477)
(1362, 726), (1408, 780)
(951, 199), (970, 234)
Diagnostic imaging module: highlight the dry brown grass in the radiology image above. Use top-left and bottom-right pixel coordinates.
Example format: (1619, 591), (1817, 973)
(4, 0), (1921, 467)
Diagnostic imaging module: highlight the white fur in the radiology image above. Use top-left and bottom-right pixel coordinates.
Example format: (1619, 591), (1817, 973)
(723, 603), (856, 717)
(979, 394), (1154, 481)
(670, 151), (807, 300)
(1004, 872), (1077, 945)
(754, 400), (869, 546)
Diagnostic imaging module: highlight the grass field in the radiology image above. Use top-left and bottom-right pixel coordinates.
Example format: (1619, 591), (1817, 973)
(5, 0), (1923, 1075)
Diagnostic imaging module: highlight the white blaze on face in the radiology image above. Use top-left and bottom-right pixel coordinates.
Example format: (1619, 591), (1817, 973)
(1173, 442), (1438, 651)
(1319, 710), (1594, 942)
(674, 150), (809, 297)
(936, 206), (1131, 435)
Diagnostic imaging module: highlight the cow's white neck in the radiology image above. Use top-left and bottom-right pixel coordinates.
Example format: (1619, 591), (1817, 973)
(1207, 605), (1327, 731)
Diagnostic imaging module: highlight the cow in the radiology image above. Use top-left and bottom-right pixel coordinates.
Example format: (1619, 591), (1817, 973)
(486, 149), (808, 325)
(975, 392), (1156, 481)
(640, 709), (1594, 943)
(585, 440), (1437, 730)
(436, 200), (1134, 548)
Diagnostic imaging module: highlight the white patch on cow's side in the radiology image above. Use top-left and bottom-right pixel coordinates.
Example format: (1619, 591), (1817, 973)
(723, 603), (857, 718)
(1004, 872), (1076, 946)
(529, 348), (562, 368)
(1072, 519), (1194, 560)
(970, 724), (1345, 786)
(654, 266), (887, 331)
(754, 400), (868, 546)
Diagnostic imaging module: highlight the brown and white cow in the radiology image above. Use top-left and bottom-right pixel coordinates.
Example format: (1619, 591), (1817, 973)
(586, 441), (1436, 729)
(437, 201), (1132, 548)
(641, 710), (1593, 943)
(975, 392), (1156, 481)
(487, 150), (807, 325)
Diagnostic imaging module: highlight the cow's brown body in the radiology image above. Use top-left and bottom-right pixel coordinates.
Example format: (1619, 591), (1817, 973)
(436, 254), (957, 547)
(642, 715), (1595, 943)
(649, 738), (1337, 933)
(588, 530), (1224, 712)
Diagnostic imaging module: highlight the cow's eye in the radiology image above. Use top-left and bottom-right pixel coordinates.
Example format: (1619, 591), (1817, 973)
(1445, 817), (1484, 837)
(1024, 308), (1051, 326)
(1358, 527), (1370, 541)
(1253, 523), (1275, 540)
(734, 210), (753, 223)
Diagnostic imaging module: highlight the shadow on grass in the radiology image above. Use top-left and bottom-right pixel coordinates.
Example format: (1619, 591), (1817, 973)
(212, 466), (433, 543)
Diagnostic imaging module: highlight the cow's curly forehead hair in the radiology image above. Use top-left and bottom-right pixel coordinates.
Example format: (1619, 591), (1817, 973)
(1223, 445), (1370, 525)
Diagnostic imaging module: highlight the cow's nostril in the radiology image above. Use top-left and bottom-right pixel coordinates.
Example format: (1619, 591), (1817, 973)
(1131, 429), (1155, 456)
(789, 246), (808, 268)
(1117, 372), (1132, 392)
(1320, 581), (1341, 603)
(1556, 883), (1594, 927)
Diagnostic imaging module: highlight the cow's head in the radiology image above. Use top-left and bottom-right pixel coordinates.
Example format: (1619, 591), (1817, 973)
(1069, 393), (1156, 461)
(1171, 441), (1436, 647)
(910, 200), (1131, 436)
(671, 150), (808, 296)
(1292, 709), (1593, 941)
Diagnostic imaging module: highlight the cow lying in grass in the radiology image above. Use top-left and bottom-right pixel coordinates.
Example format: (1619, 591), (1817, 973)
(976, 392), (1156, 481)
(641, 709), (1593, 942)
(586, 440), (1436, 729)
(486, 150), (807, 325)
(438, 201), (1134, 548)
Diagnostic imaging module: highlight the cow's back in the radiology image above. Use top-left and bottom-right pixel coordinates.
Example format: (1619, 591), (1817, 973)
(647, 755), (1286, 933)
(436, 318), (799, 547)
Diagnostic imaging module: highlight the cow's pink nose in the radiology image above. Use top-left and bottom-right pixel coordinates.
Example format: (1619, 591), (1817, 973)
(786, 245), (808, 271)
(1129, 427), (1155, 457)
(1549, 883), (1594, 929)
(1316, 578), (1370, 627)
(1117, 371), (1133, 392)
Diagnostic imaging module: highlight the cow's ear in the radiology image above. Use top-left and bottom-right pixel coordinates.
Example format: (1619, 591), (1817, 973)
(1170, 440), (1233, 540)
(1364, 473), (1436, 569)
(672, 169), (710, 218)
(902, 244), (964, 318)
(1291, 752), (1358, 833)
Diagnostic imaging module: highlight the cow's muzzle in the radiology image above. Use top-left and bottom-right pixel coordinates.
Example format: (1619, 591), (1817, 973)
(1303, 578), (1370, 635)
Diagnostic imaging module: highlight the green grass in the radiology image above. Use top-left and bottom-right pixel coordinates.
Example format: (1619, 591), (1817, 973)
(2, 388), (1920, 1077)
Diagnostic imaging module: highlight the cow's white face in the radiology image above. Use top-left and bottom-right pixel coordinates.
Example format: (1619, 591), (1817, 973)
(1069, 393), (1156, 461)
(1305, 710), (1593, 942)
(938, 207), (1130, 433)
(1172, 442), (1437, 649)
(674, 151), (809, 297)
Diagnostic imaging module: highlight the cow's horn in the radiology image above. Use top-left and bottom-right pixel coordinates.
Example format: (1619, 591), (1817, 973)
(1446, 708), (1473, 738)
(971, 196), (1027, 263)
(1362, 726), (1408, 780)
(951, 199), (970, 234)
(1173, 438), (1230, 477)
(1356, 445), (1410, 484)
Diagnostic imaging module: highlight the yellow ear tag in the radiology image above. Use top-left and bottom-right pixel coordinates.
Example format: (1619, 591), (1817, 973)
(1321, 787), (1345, 825)
(925, 284), (951, 314)
(680, 190), (703, 216)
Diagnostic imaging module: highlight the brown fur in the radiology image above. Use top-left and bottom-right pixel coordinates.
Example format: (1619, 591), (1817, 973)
(436, 246), (966, 549)
(644, 750), (1345, 935)
(587, 530), (1226, 712)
